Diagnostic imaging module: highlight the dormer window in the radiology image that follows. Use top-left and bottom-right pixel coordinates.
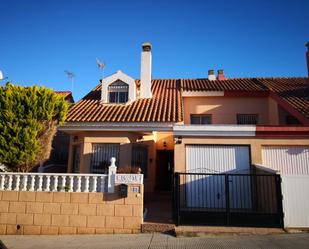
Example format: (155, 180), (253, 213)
(108, 81), (129, 103)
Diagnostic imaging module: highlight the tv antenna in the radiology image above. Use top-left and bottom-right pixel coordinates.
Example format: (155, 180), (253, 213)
(64, 70), (75, 92)
(96, 58), (105, 79)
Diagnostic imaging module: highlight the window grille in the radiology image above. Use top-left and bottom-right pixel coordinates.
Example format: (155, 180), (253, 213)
(90, 144), (120, 173)
(237, 114), (258, 124)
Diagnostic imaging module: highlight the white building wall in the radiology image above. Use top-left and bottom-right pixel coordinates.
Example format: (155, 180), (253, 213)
(282, 175), (309, 228)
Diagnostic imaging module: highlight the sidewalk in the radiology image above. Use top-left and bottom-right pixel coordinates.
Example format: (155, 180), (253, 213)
(1, 233), (309, 249)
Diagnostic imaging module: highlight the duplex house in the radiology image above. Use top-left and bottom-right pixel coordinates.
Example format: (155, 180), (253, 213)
(60, 42), (309, 196)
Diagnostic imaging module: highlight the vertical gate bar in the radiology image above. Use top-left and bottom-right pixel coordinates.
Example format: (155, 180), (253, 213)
(175, 172), (180, 226)
(225, 174), (230, 226)
(275, 175), (284, 227)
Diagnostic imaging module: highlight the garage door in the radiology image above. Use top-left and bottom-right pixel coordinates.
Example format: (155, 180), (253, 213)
(186, 145), (251, 173)
(185, 145), (251, 209)
(262, 146), (309, 175)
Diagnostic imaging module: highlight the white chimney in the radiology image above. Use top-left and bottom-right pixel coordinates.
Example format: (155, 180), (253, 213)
(208, 69), (216, 81)
(140, 42), (152, 98)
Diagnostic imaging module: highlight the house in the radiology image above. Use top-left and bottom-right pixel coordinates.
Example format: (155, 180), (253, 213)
(59, 42), (309, 229)
(60, 42), (309, 195)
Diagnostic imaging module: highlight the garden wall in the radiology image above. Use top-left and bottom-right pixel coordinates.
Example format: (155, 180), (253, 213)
(0, 184), (143, 235)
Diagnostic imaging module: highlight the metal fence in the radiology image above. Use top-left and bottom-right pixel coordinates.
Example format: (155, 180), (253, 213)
(173, 172), (283, 227)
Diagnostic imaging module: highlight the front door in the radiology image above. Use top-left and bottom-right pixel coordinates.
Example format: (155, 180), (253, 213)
(156, 150), (174, 191)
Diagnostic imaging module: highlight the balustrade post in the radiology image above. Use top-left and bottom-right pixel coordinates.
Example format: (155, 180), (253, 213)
(0, 175), (5, 190)
(29, 175), (35, 191)
(45, 176), (51, 191)
(100, 176), (105, 192)
(7, 174), (13, 190)
(68, 176), (74, 192)
(21, 175), (28, 191)
(108, 157), (117, 193)
(84, 176), (90, 192)
(53, 176), (59, 191)
(76, 176), (82, 192)
(61, 176), (66, 192)
(14, 175), (21, 191)
(92, 176), (97, 192)
(37, 175), (43, 191)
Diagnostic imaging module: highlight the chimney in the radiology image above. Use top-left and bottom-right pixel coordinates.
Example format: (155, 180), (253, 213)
(208, 69), (216, 81)
(306, 42), (309, 77)
(140, 42), (152, 98)
(217, 69), (226, 80)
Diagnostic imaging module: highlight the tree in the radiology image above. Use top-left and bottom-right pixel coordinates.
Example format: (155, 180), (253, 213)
(0, 83), (69, 172)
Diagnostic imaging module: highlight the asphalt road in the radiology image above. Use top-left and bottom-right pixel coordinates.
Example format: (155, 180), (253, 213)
(1, 233), (309, 249)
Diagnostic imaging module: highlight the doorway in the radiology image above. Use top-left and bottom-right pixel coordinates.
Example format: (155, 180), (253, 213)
(156, 150), (174, 191)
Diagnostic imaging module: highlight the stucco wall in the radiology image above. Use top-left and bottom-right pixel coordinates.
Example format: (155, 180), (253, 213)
(174, 137), (309, 172)
(67, 131), (174, 193)
(183, 96), (278, 125)
(0, 185), (143, 235)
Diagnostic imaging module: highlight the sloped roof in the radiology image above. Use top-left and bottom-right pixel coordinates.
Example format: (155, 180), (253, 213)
(181, 78), (268, 92)
(66, 77), (309, 123)
(180, 77), (309, 119)
(66, 79), (183, 122)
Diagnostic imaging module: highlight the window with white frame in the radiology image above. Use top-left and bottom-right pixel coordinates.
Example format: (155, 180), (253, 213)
(108, 80), (129, 104)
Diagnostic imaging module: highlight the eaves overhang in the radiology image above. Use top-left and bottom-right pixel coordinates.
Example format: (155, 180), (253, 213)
(59, 122), (174, 132)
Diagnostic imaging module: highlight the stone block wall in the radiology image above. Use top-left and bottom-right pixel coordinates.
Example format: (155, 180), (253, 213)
(0, 184), (143, 235)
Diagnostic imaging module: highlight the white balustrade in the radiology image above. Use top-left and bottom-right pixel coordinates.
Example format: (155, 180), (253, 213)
(0, 160), (142, 193)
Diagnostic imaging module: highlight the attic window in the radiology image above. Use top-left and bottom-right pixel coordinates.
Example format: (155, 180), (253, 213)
(108, 81), (129, 103)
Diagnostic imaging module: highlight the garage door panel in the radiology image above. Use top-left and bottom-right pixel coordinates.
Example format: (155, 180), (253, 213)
(185, 145), (251, 209)
(262, 146), (309, 175)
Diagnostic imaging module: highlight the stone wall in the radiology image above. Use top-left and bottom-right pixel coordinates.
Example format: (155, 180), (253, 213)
(0, 184), (143, 235)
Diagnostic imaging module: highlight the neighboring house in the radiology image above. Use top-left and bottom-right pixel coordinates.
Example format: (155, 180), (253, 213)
(38, 91), (74, 173)
(60, 42), (309, 197)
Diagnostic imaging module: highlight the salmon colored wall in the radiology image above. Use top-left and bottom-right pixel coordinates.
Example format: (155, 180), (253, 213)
(183, 96), (277, 125)
(174, 137), (309, 173)
(67, 131), (174, 193)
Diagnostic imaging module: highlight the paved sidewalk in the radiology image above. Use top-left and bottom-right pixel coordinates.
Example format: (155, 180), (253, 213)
(1, 233), (309, 249)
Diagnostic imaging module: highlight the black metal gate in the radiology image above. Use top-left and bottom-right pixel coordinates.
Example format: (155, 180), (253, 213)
(173, 173), (283, 228)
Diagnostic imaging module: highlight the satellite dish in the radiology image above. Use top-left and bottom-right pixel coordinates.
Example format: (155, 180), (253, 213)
(0, 70), (8, 81)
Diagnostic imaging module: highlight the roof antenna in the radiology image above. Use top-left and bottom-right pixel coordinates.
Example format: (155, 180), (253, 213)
(64, 70), (75, 93)
(96, 58), (105, 81)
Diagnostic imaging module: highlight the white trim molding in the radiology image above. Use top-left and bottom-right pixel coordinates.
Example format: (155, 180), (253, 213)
(59, 122), (174, 132)
(173, 125), (256, 137)
(182, 91), (224, 97)
(101, 70), (136, 103)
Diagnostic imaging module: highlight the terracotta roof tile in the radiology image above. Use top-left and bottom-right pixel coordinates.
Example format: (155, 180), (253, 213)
(66, 77), (309, 123)
(66, 79), (183, 123)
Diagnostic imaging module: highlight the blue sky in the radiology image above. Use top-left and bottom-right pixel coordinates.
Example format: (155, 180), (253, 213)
(0, 0), (308, 101)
